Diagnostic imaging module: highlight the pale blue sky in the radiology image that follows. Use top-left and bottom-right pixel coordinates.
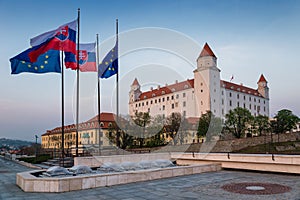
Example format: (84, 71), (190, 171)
(0, 0), (299, 141)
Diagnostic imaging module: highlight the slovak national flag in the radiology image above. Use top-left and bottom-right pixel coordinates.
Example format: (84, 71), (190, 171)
(64, 43), (97, 72)
(29, 20), (77, 62)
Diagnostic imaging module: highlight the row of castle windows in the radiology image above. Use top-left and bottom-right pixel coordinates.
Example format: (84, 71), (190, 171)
(136, 93), (187, 108)
(228, 100), (266, 112)
(227, 92), (266, 104)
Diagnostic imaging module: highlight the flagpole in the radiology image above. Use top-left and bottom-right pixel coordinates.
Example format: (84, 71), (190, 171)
(116, 19), (120, 147)
(61, 50), (65, 167)
(76, 8), (80, 157)
(96, 34), (101, 155)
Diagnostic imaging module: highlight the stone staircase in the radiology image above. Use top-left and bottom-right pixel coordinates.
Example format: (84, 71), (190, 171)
(38, 157), (74, 168)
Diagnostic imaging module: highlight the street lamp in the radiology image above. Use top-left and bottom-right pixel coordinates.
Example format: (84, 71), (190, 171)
(35, 135), (38, 163)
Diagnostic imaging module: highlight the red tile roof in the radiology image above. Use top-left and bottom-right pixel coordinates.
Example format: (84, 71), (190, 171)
(131, 78), (140, 86)
(221, 80), (262, 97)
(135, 77), (264, 102)
(41, 112), (116, 136)
(186, 117), (199, 125)
(257, 74), (267, 83)
(87, 112), (116, 123)
(199, 43), (216, 58)
(138, 79), (194, 100)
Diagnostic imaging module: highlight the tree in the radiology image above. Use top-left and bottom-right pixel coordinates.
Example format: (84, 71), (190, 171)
(254, 115), (270, 136)
(224, 107), (253, 138)
(132, 112), (151, 147)
(271, 109), (299, 142)
(165, 112), (182, 145)
(197, 111), (222, 141)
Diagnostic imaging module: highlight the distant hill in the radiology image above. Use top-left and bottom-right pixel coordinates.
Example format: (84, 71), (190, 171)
(0, 138), (33, 150)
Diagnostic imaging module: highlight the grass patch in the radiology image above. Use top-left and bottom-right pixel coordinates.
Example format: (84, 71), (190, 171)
(234, 141), (300, 154)
(18, 154), (51, 164)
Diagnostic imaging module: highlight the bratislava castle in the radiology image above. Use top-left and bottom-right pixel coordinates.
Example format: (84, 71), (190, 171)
(129, 43), (269, 119)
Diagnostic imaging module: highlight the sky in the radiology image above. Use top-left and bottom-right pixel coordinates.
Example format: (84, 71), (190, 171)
(0, 0), (299, 141)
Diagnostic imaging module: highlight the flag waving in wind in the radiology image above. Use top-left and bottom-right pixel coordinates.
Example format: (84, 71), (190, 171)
(10, 47), (61, 74)
(28, 20), (77, 62)
(64, 43), (97, 72)
(99, 41), (118, 79)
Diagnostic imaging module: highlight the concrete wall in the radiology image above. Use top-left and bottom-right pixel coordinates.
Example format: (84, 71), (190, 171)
(172, 152), (300, 174)
(75, 153), (172, 167)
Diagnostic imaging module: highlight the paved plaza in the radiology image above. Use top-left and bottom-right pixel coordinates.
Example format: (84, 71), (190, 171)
(0, 157), (300, 200)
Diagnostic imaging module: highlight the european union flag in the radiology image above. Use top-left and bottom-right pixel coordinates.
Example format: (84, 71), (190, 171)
(98, 42), (118, 79)
(10, 48), (61, 74)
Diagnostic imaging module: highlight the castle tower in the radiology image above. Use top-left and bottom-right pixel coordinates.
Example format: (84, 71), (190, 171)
(194, 43), (221, 117)
(129, 78), (142, 103)
(257, 74), (269, 99)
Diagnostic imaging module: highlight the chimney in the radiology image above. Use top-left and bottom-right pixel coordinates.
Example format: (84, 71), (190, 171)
(175, 80), (178, 84)
(150, 87), (153, 91)
(157, 85), (160, 89)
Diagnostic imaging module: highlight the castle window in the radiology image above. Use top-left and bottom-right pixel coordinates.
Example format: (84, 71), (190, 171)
(184, 85), (189, 89)
(201, 89), (203, 93)
(249, 97), (251, 101)
(172, 104), (174, 109)
(172, 88), (176, 92)
(264, 100), (265, 104)
(135, 104), (137, 107)
(108, 122), (112, 127)
(148, 108), (150, 112)
(167, 96), (169, 101)
(162, 97), (165, 102)
(222, 91), (224, 95)
(155, 99), (157, 103)
(244, 103), (246, 108)
(264, 107), (266, 112)
(152, 94), (155, 97)
(139, 103), (141, 107)
(175, 102), (178, 107)
(176, 94), (179, 99)
(222, 109), (224, 115)
(259, 99), (261, 103)
(142, 102), (144, 106)
(229, 100), (232, 106)
(162, 91), (165, 95)
(254, 105), (256, 110)
(249, 104), (252, 110)
(237, 94), (239, 99)
(183, 111), (186, 116)
(146, 101), (148, 105)
(222, 99), (224, 105)
(183, 93), (186, 97)
(100, 122), (104, 127)
(201, 101), (203, 105)
(162, 105), (165, 110)
(183, 101), (186, 107)
(171, 95), (174, 100)
(244, 96), (246, 100)
(159, 98), (161, 103)
(229, 92), (232, 97)
(230, 86), (234, 89)
(237, 102), (240, 107)
(151, 100), (153, 104)
(201, 82), (203, 86)
(254, 98), (256, 102)
(144, 96), (147, 99)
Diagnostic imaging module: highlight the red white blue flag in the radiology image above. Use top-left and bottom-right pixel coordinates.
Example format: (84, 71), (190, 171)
(29, 20), (77, 62)
(64, 43), (97, 72)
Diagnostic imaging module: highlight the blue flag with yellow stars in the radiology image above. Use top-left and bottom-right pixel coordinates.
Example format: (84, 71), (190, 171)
(98, 42), (118, 79)
(10, 48), (61, 74)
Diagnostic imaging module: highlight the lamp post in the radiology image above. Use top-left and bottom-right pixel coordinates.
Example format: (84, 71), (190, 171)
(35, 135), (38, 163)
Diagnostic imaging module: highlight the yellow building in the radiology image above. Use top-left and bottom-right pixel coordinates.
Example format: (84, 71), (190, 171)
(41, 112), (117, 151)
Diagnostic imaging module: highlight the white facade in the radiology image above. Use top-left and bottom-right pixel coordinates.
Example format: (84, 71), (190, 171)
(129, 43), (270, 119)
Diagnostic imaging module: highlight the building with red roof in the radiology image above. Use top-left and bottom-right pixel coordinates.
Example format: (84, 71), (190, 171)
(129, 43), (269, 120)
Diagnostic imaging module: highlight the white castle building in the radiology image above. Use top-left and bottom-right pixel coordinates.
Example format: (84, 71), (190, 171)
(129, 43), (269, 119)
